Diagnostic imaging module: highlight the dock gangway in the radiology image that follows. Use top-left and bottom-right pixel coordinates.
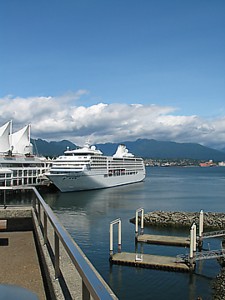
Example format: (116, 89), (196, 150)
(203, 230), (225, 239)
(176, 249), (225, 264)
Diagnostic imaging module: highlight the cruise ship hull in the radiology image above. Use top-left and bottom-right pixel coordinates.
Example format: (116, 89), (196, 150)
(46, 143), (146, 192)
(47, 170), (145, 192)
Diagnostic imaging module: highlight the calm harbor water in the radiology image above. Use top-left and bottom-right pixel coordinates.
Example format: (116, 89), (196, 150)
(41, 166), (225, 300)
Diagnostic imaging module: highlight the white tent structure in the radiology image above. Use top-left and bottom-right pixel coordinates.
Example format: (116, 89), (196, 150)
(0, 121), (52, 188)
(0, 121), (12, 153)
(10, 124), (33, 155)
(0, 121), (33, 155)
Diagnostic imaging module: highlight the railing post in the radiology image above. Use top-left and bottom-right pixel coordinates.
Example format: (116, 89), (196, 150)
(43, 211), (47, 245)
(32, 196), (36, 211)
(82, 280), (90, 300)
(54, 231), (60, 279)
(3, 190), (6, 209)
(37, 201), (41, 226)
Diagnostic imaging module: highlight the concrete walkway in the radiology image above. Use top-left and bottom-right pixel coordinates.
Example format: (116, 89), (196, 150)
(0, 230), (46, 300)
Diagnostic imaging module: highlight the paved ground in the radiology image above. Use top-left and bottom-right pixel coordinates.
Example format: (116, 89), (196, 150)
(0, 231), (46, 300)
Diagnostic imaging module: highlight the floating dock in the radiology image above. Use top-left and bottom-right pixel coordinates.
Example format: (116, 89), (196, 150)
(109, 209), (225, 274)
(110, 252), (190, 272)
(137, 234), (190, 247)
(109, 213), (198, 273)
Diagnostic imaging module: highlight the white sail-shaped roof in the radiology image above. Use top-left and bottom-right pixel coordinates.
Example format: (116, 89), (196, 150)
(0, 121), (12, 153)
(11, 124), (33, 155)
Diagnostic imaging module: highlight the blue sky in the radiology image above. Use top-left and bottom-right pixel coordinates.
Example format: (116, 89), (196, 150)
(0, 0), (225, 149)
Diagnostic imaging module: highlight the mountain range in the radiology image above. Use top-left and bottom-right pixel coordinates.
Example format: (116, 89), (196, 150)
(31, 138), (225, 161)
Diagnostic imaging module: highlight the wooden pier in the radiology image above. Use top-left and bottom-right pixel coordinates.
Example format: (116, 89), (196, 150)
(110, 252), (191, 272)
(137, 234), (190, 247)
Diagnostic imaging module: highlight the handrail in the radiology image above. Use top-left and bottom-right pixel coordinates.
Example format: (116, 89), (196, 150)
(176, 249), (225, 263)
(203, 230), (225, 239)
(0, 187), (118, 300)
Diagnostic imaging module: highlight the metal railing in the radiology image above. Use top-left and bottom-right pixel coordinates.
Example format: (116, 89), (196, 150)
(203, 230), (225, 239)
(0, 187), (118, 300)
(176, 249), (225, 263)
(195, 249), (225, 261)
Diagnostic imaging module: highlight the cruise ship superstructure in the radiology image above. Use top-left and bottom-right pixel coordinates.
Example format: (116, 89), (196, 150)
(0, 121), (51, 187)
(46, 142), (146, 192)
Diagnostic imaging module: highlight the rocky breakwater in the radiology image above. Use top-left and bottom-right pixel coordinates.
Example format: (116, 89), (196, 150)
(130, 211), (225, 230)
(213, 268), (225, 300)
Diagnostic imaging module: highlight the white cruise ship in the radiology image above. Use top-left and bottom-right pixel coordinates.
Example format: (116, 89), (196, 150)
(46, 142), (146, 192)
(0, 121), (51, 187)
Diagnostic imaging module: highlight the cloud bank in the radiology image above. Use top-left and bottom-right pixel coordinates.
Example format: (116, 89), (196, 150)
(0, 92), (225, 150)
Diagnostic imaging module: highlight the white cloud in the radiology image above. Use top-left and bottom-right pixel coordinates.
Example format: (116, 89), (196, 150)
(0, 93), (225, 150)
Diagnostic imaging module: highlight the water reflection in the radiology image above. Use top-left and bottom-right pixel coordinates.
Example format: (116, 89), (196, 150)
(45, 181), (146, 209)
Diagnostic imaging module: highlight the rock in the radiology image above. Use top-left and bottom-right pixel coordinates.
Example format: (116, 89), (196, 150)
(130, 211), (225, 230)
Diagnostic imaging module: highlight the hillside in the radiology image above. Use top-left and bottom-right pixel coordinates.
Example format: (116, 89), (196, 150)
(31, 139), (76, 157)
(31, 138), (225, 161)
(97, 139), (225, 161)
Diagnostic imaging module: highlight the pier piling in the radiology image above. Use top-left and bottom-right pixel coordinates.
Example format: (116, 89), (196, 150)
(189, 223), (196, 270)
(193, 223), (197, 253)
(135, 208), (144, 239)
(199, 210), (204, 250)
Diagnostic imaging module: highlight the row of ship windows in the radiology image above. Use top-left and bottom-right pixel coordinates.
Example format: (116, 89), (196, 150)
(57, 159), (142, 164)
(95, 159), (142, 162)
(52, 166), (143, 171)
(63, 156), (142, 162)
(104, 170), (138, 177)
(91, 166), (144, 170)
(91, 164), (144, 167)
(53, 164), (143, 168)
(91, 162), (144, 166)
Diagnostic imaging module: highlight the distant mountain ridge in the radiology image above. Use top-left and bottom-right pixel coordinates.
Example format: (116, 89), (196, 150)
(31, 138), (225, 161)
(32, 139), (75, 157)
